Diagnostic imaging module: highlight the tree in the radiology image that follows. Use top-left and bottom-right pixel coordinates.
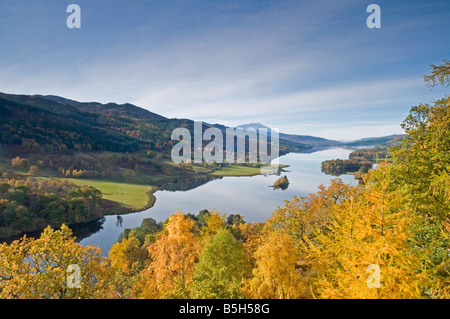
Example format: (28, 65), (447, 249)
(11, 157), (28, 169)
(138, 212), (201, 298)
(300, 168), (433, 298)
(29, 165), (39, 175)
(201, 210), (226, 238)
(0, 199), (8, 229)
(109, 230), (146, 274)
(424, 59), (450, 87)
(265, 178), (355, 248)
(0, 225), (109, 298)
(391, 98), (450, 221)
(226, 214), (245, 226)
(192, 229), (249, 299)
(108, 230), (147, 298)
(244, 230), (305, 299)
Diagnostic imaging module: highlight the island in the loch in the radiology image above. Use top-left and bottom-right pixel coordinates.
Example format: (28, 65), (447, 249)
(271, 175), (290, 190)
(320, 135), (403, 180)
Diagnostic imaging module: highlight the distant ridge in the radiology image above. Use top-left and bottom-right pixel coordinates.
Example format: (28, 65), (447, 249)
(236, 122), (405, 149)
(0, 91), (403, 156)
(36, 95), (167, 121)
(236, 122), (342, 149)
(343, 134), (405, 147)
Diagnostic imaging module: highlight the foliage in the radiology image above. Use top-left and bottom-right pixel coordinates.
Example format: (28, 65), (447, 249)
(0, 225), (109, 298)
(107, 230), (148, 298)
(138, 212), (201, 298)
(192, 229), (249, 299)
(200, 210), (226, 238)
(0, 175), (105, 238)
(244, 230), (305, 298)
(424, 59), (450, 87)
(321, 158), (373, 176)
(300, 169), (432, 298)
(391, 97), (450, 221)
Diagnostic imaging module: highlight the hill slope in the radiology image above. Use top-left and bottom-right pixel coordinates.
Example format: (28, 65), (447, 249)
(0, 93), (143, 152)
(37, 95), (166, 121)
(0, 93), (309, 156)
(343, 134), (405, 147)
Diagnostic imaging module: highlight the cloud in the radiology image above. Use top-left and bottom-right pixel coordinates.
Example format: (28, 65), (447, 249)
(0, 0), (448, 141)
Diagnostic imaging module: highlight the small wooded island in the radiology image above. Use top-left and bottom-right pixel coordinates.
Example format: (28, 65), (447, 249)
(272, 175), (289, 190)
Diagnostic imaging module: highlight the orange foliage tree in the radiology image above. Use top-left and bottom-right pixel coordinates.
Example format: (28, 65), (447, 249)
(138, 212), (201, 298)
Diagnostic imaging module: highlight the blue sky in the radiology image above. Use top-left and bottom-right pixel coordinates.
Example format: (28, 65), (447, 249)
(0, 0), (449, 140)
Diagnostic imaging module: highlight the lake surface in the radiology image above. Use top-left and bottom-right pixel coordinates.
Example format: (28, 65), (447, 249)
(78, 148), (358, 255)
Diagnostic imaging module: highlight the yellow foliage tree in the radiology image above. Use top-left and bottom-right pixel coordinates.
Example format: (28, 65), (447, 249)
(266, 179), (356, 248)
(138, 212), (201, 298)
(301, 167), (433, 298)
(0, 224), (109, 299)
(109, 231), (145, 274)
(200, 210), (226, 238)
(244, 230), (306, 299)
(108, 230), (147, 298)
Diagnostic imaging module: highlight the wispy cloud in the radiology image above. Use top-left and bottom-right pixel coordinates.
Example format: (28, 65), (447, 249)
(0, 0), (448, 140)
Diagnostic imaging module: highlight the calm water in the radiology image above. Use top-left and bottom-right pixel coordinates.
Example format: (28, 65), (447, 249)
(78, 148), (358, 255)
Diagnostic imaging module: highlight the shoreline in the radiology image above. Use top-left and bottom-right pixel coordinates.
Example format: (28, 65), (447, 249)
(0, 162), (288, 241)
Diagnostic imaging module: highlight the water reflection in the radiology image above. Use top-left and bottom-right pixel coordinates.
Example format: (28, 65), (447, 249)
(116, 215), (123, 227)
(78, 148), (358, 255)
(159, 175), (223, 192)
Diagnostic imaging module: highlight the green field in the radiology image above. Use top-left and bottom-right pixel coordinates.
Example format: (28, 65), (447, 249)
(64, 178), (156, 211)
(210, 164), (264, 176)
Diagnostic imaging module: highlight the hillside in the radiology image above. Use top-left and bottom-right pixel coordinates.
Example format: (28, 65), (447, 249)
(0, 93), (144, 153)
(343, 134), (405, 147)
(37, 95), (166, 121)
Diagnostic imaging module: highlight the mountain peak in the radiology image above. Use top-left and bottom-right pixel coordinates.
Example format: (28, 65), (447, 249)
(234, 122), (272, 130)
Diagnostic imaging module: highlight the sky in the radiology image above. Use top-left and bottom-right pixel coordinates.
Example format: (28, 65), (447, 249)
(0, 0), (449, 141)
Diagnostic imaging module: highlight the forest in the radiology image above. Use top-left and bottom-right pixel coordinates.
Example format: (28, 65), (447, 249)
(0, 60), (449, 299)
(320, 158), (373, 176)
(0, 173), (116, 238)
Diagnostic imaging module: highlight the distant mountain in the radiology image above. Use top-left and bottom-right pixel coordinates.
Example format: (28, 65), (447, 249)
(236, 123), (272, 132)
(36, 95), (166, 121)
(0, 92), (307, 156)
(236, 122), (406, 150)
(235, 123), (342, 149)
(279, 133), (342, 149)
(0, 91), (403, 160)
(343, 134), (405, 147)
(219, 122), (308, 154)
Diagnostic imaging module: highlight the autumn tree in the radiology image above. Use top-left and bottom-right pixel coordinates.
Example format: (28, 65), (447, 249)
(265, 178), (356, 248)
(192, 228), (249, 299)
(0, 225), (109, 298)
(300, 167), (433, 299)
(11, 157), (28, 169)
(108, 230), (147, 298)
(200, 209), (226, 238)
(244, 230), (305, 299)
(138, 212), (201, 298)
(28, 165), (38, 175)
